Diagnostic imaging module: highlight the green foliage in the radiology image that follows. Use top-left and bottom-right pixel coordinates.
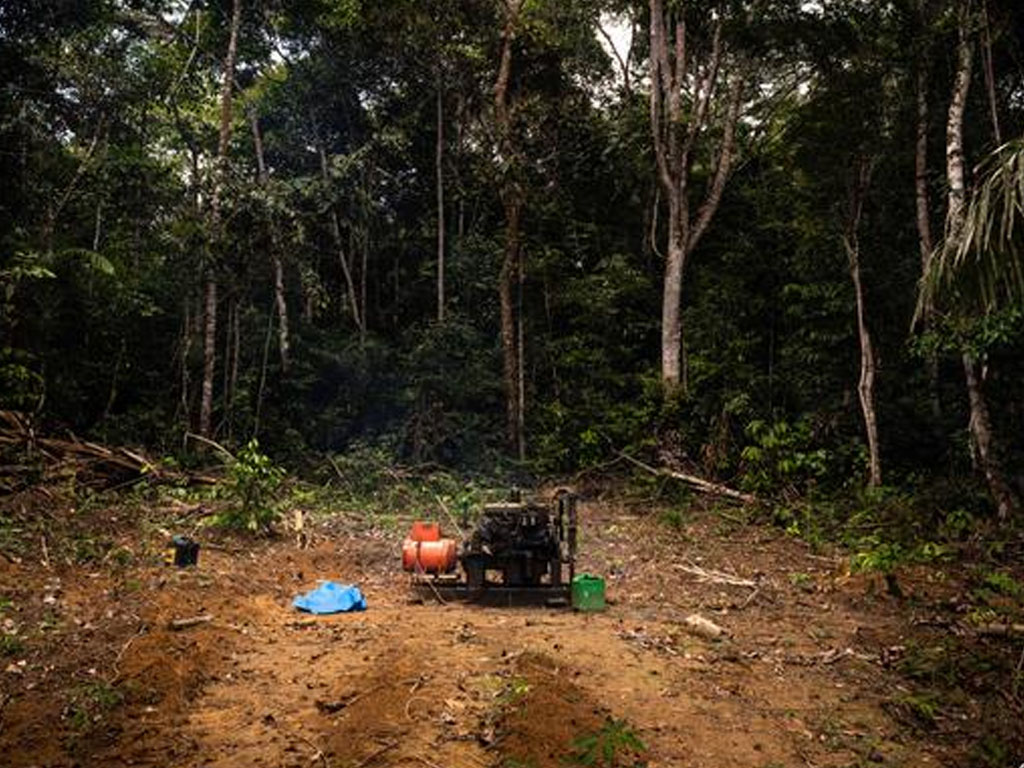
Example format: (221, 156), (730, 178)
(0, 0), (1021, 551)
(497, 677), (532, 708)
(970, 733), (1015, 768)
(566, 718), (648, 768)
(658, 507), (686, 530)
(739, 418), (831, 496)
(323, 442), (492, 524)
(0, 634), (24, 657)
(850, 534), (952, 575)
(789, 571), (813, 591)
(64, 681), (124, 732)
(980, 571), (1023, 598)
(921, 139), (1024, 316)
(889, 691), (940, 729)
(219, 440), (285, 533)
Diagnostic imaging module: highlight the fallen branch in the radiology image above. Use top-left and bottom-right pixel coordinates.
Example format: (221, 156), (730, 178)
(675, 562), (757, 588)
(184, 432), (236, 461)
(972, 622), (1024, 638)
(618, 452), (756, 505)
(355, 739), (398, 768)
(433, 493), (464, 540)
(290, 730), (330, 768)
(169, 614), (213, 630)
(108, 625), (148, 683)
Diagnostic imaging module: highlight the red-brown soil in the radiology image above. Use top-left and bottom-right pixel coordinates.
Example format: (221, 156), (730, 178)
(1, 488), (1021, 767)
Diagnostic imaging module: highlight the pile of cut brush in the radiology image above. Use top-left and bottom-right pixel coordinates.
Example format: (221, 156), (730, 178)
(0, 411), (215, 494)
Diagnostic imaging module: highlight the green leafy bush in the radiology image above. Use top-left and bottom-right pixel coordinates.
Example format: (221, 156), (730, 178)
(739, 418), (831, 496)
(219, 439), (284, 532)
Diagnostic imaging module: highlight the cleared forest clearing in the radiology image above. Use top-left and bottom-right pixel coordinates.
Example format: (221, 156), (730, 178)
(1, 490), (1020, 768)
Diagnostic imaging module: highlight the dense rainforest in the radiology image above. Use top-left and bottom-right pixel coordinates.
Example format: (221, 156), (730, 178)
(4, 3), (1024, 766)
(2, 0), (1024, 530)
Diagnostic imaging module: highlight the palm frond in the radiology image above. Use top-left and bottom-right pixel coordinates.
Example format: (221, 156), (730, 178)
(918, 138), (1024, 320)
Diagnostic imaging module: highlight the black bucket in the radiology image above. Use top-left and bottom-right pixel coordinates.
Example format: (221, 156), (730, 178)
(169, 535), (200, 567)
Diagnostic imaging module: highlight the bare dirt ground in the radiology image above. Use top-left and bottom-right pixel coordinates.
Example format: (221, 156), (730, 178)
(1, 488), (1022, 768)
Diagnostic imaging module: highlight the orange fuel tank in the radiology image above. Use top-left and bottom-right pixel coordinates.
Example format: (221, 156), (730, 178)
(402, 537), (458, 574)
(408, 520), (442, 542)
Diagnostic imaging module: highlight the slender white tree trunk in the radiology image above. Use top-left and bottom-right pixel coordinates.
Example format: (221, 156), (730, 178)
(436, 65), (446, 324)
(914, 55), (941, 418)
(944, 6), (1019, 519)
(199, 0), (242, 437)
(250, 110), (291, 370)
(495, 1), (526, 457)
(844, 158), (881, 487)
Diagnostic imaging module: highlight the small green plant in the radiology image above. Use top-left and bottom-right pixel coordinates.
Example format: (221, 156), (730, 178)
(981, 571), (1023, 598)
(566, 718), (648, 768)
(890, 691), (940, 729)
(938, 507), (974, 540)
(109, 546), (134, 568)
(498, 676), (531, 708)
(0, 634), (24, 657)
(658, 507), (686, 530)
(219, 439), (285, 532)
(789, 571), (813, 591)
(970, 733), (1014, 768)
(850, 537), (906, 574)
(65, 681), (124, 731)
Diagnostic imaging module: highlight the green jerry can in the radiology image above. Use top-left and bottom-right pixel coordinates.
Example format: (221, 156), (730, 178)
(571, 573), (606, 611)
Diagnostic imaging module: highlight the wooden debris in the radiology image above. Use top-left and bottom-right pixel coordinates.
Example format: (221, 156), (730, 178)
(169, 614), (213, 630)
(0, 410), (218, 487)
(675, 562), (758, 588)
(618, 451), (756, 504)
(683, 614), (727, 640)
(973, 622), (1024, 637)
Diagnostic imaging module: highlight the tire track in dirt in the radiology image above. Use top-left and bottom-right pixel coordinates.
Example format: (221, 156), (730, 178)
(170, 579), (916, 768)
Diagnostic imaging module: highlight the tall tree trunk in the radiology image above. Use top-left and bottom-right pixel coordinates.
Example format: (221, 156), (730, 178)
(962, 354), (1015, 518)
(648, 0), (743, 391)
(944, 6), (1019, 519)
(495, 1), (525, 457)
(199, 0), (242, 438)
(361, 212), (368, 342)
(499, 198), (523, 457)
(844, 158), (881, 487)
(199, 278), (217, 437)
(914, 52), (941, 418)
(455, 93), (466, 241)
(250, 110), (291, 370)
(179, 296), (191, 419)
(436, 64), (446, 324)
(230, 298), (240, 423)
(660, 211), (685, 386)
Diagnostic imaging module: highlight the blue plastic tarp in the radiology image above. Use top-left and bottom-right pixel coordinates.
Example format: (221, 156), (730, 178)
(292, 581), (367, 614)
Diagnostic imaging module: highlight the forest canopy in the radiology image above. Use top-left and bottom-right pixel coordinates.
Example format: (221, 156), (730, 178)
(2, 0), (1024, 519)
